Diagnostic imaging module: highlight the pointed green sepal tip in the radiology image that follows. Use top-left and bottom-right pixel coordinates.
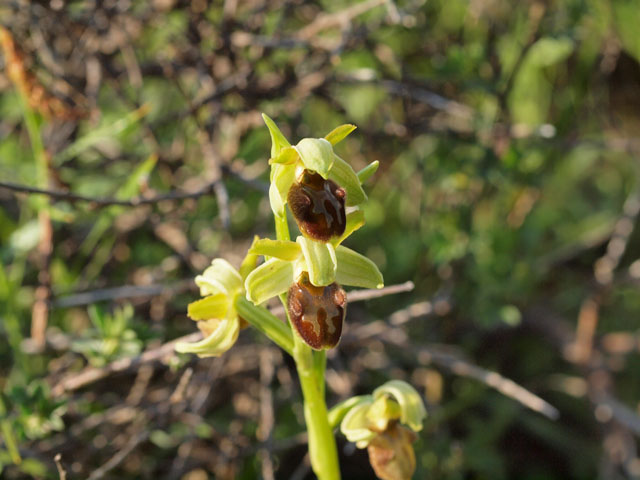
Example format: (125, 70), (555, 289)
(325, 124), (357, 146)
(357, 160), (379, 184)
(373, 380), (427, 433)
(262, 113), (291, 158)
(335, 245), (383, 289)
(295, 137), (335, 179)
(175, 317), (240, 358)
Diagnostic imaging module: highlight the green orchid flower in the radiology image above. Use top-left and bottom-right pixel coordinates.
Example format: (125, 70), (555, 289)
(245, 236), (383, 303)
(262, 114), (379, 242)
(335, 380), (427, 480)
(175, 259), (244, 358)
(338, 380), (426, 447)
(244, 235), (382, 350)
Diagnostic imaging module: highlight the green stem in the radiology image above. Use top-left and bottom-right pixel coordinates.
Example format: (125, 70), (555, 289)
(274, 207), (341, 480)
(234, 296), (294, 356)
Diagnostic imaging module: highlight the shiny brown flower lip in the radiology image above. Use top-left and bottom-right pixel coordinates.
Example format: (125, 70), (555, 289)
(287, 272), (347, 350)
(287, 170), (346, 242)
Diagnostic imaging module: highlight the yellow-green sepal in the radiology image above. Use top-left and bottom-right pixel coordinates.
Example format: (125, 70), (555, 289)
(245, 258), (295, 305)
(249, 238), (302, 261)
(175, 317), (240, 358)
(187, 293), (228, 321)
(262, 113), (291, 158)
(339, 396), (376, 447)
(373, 380), (427, 432)
(295, 138), (335, 179)
(297, 236), (337, 287)
(328, 155), (367, 206)
(335, 245), (383, 289)
(324, 124), (357, 146)
(195, 259), (243, 296)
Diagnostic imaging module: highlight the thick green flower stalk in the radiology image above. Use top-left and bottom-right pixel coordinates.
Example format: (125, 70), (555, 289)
(176, 115), (425, 480)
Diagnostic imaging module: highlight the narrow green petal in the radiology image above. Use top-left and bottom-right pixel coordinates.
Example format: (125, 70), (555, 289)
(245, 258), (294, 305)
(357, 160), (379, 183)
(249, 238), (302, 261)
(262, 113), (290, 158)
(270, 146), (299, 165)
(297, 236), (337, 286)
(175, 317), (239, 357)
(187, 294), (228, 321)
(295, 138), (335, 178)
(195, 259), (242, 296)
(324, 124), (357, 146)
(332, 209), (365, 247)
(373, 380), (427, 432)
(339, 397), (376, 447)
(328, 155), (367, 206)
(335, 245), (383, 289)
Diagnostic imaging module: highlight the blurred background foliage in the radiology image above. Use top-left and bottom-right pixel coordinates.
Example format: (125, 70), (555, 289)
(1, 0), (640, 478)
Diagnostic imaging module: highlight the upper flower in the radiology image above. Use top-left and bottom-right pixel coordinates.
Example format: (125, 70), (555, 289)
(263, 114), (378, 243)
(175, 259), (244, 357)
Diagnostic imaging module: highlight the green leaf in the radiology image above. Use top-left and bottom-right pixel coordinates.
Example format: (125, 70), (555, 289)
(295, 138), (335, 178)
(333, 209), (365, 246)
(328, 155), (367, 206)
(195, 259), (243, 296)
(244, 258), (294, 305)
(249, 238), (302, 261)
(335, 245), (383, 289)
(187, 293), (228, 320)
(373, 380), (427, 432)
(324, 124), (357, 146)
(54, 104), (151, 165)
(297, 236), (337, 286)
(357, 160), (379, 183)
(175, 317), (239, 357)
(262, 113), (291, 158)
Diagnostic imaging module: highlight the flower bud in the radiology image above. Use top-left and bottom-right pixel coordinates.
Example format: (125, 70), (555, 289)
(288, 170), (346, 242)
(287, 272), (346, 350)
(367, 422), (417, 480)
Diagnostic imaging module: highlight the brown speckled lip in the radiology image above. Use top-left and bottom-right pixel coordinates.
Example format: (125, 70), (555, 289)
(287, 272), (346, 350)
(287, 170), (346, 242)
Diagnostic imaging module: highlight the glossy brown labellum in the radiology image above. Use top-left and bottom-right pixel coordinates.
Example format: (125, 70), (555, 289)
(287, 170), (346, 242)
(287, 272), (346, 350)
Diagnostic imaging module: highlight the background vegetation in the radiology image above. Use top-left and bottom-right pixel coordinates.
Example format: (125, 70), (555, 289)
(1, 0), (640, 478)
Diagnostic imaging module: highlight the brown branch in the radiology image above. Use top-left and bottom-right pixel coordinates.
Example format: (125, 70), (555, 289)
(0, 169), (268, 208)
